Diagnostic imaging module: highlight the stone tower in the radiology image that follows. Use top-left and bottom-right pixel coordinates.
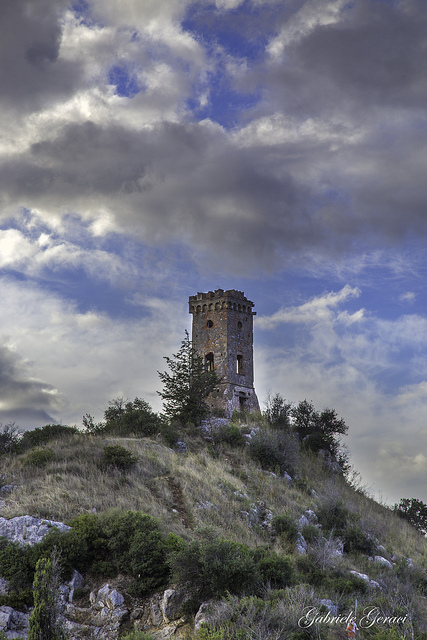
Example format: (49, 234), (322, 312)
(189, 289), (260, 416)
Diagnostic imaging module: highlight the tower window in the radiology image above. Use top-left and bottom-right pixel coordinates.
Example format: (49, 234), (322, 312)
(205, 352), (214, 371)
(236, 355), (244, 375)
(207, 320), (213, 328)
(237, 321), (242, 330)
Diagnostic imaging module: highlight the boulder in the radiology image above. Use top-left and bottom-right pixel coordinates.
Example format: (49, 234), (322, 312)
(374, 556), (393, 570)
(195, 602), (213, 631)
(320, 599), (339, 616)
(161, 588), (186, 623)
(296, 533), (307, 555)
(0, 516), (70, 546)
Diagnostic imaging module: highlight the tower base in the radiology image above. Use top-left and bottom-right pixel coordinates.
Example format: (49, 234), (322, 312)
(208, 383), (260, 417)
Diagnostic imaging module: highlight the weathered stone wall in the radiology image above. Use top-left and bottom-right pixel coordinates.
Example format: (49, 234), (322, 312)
(189, 289), (260, 416)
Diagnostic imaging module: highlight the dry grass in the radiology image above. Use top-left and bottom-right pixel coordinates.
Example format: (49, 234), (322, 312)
(1, 427), (426, 572)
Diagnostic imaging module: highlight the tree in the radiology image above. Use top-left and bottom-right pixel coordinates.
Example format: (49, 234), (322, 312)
(0, 421), (21, 454)
(264, 393), (292, 430)
(28, 551), (64, 640)
(292, 400), (349, 470)
(83, 397), (159, 436)
(394, 498), (427, 535)
(158, 331), (221, 426)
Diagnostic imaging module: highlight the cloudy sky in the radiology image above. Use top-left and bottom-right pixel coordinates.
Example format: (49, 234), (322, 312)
(2, 0), (427, 503)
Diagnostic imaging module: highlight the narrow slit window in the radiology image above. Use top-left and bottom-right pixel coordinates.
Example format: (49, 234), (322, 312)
(236, 355), (244, 375)
(205, 352), (214, 371)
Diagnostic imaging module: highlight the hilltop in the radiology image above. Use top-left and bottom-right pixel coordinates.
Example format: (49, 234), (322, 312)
(0, 413), (426, 640)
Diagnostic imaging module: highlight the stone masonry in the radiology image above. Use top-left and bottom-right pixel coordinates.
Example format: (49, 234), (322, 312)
(189, 289), (260, 417)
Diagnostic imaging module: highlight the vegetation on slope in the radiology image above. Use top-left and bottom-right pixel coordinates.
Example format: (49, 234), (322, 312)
(0, 398), (426, 639)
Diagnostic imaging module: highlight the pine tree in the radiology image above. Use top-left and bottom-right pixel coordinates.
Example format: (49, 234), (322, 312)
(28, 552), (64, 640)
(158, 331), (221, 426)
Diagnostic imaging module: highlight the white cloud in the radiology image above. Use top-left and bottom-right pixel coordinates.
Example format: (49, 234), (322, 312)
(256, 284), (361, 329)
(0, 276), (187, 427)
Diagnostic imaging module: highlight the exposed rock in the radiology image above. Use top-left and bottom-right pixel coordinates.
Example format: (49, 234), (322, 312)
(150, 603), (163, 627)
(298, 514), (309, 529)
(296, 533), (307, 555)
(0, 578), (8, 595)
(305, 509), (318, 525)
(350, 570), (380, 589)
(283, 472), (292, 483)
(68, 570), (84, 603)
(374, 555), (393, 569)
(0, 606), (28, 633)
(0, 516), (70, 546)
(194, 601), (213, 631)
(319, 599), (339, 616)
(161, 589), (187, 624)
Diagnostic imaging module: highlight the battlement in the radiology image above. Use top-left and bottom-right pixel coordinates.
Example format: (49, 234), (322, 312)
(189, 289), (255, 315)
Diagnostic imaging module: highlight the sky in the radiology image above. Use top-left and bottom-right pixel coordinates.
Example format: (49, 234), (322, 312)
(1, 0), (427, 504)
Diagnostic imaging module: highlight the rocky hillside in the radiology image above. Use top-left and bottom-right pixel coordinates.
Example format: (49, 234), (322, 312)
(0, 417), (426, 640)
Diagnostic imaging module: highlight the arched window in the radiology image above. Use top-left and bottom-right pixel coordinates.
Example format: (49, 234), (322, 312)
(205, 352), (214, 371)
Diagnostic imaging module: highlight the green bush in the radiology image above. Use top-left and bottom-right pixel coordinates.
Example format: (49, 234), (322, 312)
(0, 538), (34, 591)
(19, 425), (78, 452)
(342, 524), (376, 555)
(256, 552), (293, 588)
(170, 536), (259, 604)
(295, 555), (325, 586)
(271, 513), (299, 544)
(39, 510), (172, 596)
(84, 397), (160, 437)
(316, 498), (353, 535)
(0, 589), (33, 610)
(300, 523), (320, 544)
(248, 429), (298, 474)
(99, 445), (138, 472)
(24, 448), (55, 468)
(213, 424), (246, 448)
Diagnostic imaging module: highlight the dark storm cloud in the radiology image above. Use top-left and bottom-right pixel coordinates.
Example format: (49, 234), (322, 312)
(284, 0), (427, 112)
(0, 344), (59, 426)
(0, 0), (80, 111)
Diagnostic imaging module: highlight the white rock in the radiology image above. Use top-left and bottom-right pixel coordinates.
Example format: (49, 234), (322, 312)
(320, 599), (339, 616)
(0, 515), (70, 546)
(350, 570), (370, 584)
(374, 556), (393, 569)
(106, 589), (124, 609)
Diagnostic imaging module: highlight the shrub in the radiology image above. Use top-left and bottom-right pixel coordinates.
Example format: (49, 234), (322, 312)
(0, 538), (34, 591)
(342, 524), (376, 555)
(24, 448), (55, 468)
(248, 429), (298, 474)
(169, 536), (259, 604)
(295, 555), (325, 587)
(98, 445), (138, 472)
(84, 397), (160, 437)
(316, 497), (354, 535)
(19, 425), (78, 452)
(256, 552), (294, 588)
(300, 523), (320, 544)
(213, 424), (246, 448)
(0, 589), (33, 610)
(264, 393), (292, 430)
(271, 513), (299, 544)
(0, 422), (21, 454)
(38, 510), (172, 596)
